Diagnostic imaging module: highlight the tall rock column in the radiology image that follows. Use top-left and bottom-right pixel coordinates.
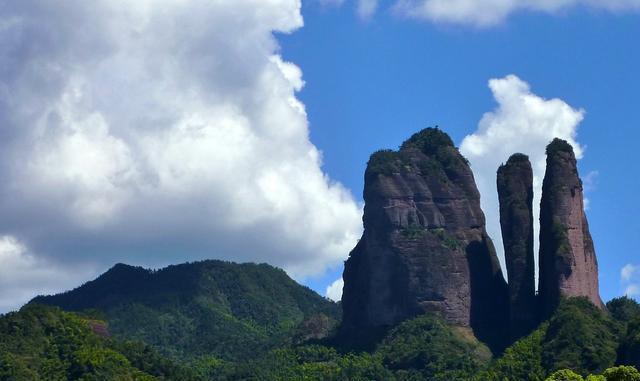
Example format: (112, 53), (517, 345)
(341, 128), (508, 350)
(538, 139), (603, 317)
(497, 154), (536, 340)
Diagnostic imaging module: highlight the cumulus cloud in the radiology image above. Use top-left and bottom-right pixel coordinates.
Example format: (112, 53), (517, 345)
(325, 277), (344, 301)
(582, 170), (599, 211)
(622, 264), (640, 297)
(0, 0), (362, 312)
(460, 75), (585, 280)
(391, 0), (640, 26)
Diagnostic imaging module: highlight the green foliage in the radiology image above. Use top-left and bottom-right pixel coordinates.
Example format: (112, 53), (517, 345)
(544, 366), (640, 381)
(400, 224), (425, 239)
(368, 149), (401, 176)
(31, 261), (340, 362)
(506, 153), (530, 164)
(0, 304), (199, 381)
(551, 220), (572, 259)
(546, 138), (574, 156)
(431, 228), (461, 250)
(376, 314), (492, 381)
(205, 314), (491, 380)
(12, 259), (640, 380)
(401, 127), (455, 155)
(607, 297), (640, 323)
(619, 316), (640, 368)
(475, 323), (548, 381)
(475, 298), (624, 380)
(602, 366), (640, 381)
(6, 294), (640, 381)
(542, 298), (619, 376)
(546, 369), (585, 381)
(607, 297), (640, 368)
(209, 345), (391, 380)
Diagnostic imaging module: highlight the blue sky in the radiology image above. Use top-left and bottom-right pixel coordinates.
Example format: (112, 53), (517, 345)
(0, 1), (638, 312)
(280, 1), (640, 302)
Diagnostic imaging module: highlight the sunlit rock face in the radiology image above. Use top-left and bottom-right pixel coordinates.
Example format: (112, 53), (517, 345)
(341, 128), (508, 348)
(538, 139), (603, 318)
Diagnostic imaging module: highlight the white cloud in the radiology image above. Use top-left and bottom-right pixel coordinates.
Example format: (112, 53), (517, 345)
(622, 264), (640, 297)
(582, 171), (598, 211)
(460, 75), (585, 281)
(0, 236), (97, 312)
(326, 277), (344, 301)
(0, 0), (362, 312)
(358, 0), (380, 19)
(622, 264), (639, 282)
(392, 0), (640, 26)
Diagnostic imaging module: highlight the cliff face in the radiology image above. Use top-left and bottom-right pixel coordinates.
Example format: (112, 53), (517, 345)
(497, 154), (536, 339)
(538, 139), (603, 317)
(342, 128), (507, 347)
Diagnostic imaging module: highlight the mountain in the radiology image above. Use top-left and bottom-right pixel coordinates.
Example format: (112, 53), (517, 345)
(6, 127), (638, 380)
(6, 298), (638, 381)
(341, 127), (508, 350)
(31, 260), (340, 361)
(342, 129), (607, 353)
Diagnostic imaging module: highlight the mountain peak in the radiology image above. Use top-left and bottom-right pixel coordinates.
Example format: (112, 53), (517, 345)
(546, 138), (574, 156)
(400, 126), (455, 155)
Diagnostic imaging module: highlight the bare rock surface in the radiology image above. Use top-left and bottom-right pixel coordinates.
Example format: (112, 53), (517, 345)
(538, 139), (603, 317)
(497, 153), (536, 339)
(341, 128), (508, 348)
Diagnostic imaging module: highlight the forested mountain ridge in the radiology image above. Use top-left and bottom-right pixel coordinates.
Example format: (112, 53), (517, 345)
(31, 260), (340, 361)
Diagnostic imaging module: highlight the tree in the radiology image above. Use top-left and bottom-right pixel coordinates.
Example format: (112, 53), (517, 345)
(602, 366), (640, 381)
(545, 369), (584, 381)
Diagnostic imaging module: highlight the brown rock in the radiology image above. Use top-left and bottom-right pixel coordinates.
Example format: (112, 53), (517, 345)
(497, 153), (536, 339)
(538, 139), (603, 317)
(341, 128), (508, 349)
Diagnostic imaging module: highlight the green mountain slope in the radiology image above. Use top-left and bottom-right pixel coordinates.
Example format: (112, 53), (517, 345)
(212, 313), (493, 381)
(0, 304), (199, 381)
(7, 291), (640, 380)
(475, 297), (637, 380)
(31, 260), (340, 361)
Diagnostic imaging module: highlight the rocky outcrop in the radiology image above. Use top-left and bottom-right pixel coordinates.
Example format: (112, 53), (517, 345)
(497, 154), (536, 339)
(538, 139), (603, 317)
(342, 128), (508, 348)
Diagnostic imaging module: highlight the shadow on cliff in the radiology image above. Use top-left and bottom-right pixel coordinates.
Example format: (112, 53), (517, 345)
(466, 240), (510, 354)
